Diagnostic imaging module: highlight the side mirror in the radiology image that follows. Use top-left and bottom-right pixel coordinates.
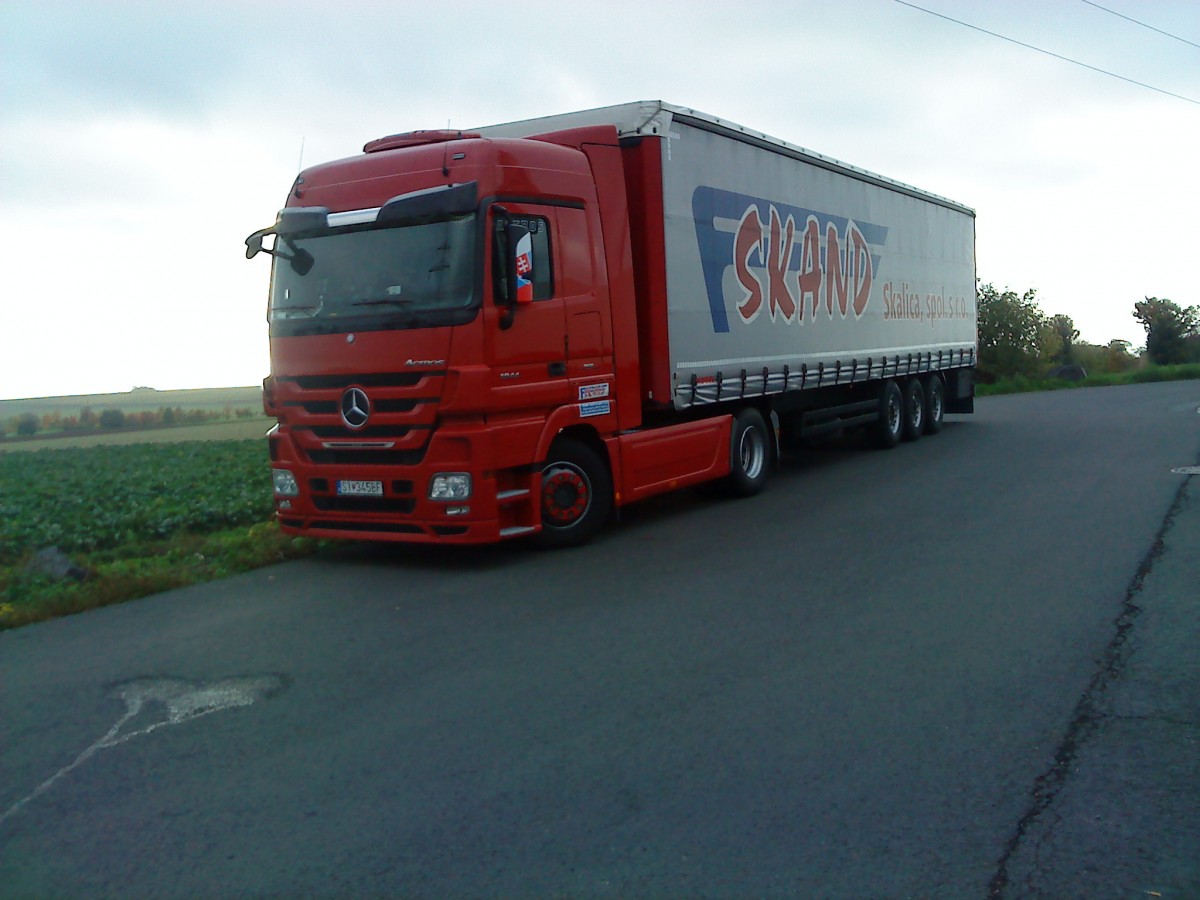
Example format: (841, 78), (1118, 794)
(289, 247), (315, 276)
(243, 228), (314, 275)
(245, 230), (268, 259)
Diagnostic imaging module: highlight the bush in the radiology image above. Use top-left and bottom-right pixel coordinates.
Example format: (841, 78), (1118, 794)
(98, 408), (126, 430)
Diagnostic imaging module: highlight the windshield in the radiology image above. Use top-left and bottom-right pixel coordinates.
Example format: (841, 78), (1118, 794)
(268, 214), (477, 325)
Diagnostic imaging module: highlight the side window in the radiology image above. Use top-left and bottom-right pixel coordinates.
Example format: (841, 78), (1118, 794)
(498, 215), (554, 301)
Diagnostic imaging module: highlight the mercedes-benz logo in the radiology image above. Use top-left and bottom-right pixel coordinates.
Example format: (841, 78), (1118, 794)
(340, 387), (371, 429)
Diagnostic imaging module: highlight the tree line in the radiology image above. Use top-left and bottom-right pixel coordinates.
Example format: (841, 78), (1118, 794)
(1, 405), (258, 440)
(977, 284), (1199, 381)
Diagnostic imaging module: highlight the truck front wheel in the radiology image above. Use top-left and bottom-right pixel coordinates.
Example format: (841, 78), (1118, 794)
(534, 438), (612, 548)
(723, 407), (771, 497)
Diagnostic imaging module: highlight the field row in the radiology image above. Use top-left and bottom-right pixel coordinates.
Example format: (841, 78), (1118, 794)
(0, 440), (275, 563)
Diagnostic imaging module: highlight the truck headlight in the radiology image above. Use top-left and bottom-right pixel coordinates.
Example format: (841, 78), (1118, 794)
(429, 473), (471, 500)
(272, 469), (300, 497)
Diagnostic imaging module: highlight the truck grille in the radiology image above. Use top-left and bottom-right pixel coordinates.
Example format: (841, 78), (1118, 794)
(273, 371), (444, 466)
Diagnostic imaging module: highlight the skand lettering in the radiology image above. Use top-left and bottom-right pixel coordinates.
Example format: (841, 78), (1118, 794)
(733, 203), (874, 326)
(691, 186), (888, 333)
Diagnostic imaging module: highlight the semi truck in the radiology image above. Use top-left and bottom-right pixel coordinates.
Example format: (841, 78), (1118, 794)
(245, 101), (976, 548)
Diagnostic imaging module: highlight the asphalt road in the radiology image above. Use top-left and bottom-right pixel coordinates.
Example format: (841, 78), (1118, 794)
(2, 381), (1198, 898)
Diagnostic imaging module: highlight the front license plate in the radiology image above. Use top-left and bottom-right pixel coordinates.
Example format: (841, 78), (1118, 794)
(337, 480), (383, 497)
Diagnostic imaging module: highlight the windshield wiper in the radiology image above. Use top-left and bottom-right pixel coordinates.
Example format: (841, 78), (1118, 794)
(351, 297), (419, 307)
(274, 304), (320, 316)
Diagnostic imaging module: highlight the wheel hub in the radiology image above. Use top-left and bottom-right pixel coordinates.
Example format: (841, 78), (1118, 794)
(542, 465), (590, 526)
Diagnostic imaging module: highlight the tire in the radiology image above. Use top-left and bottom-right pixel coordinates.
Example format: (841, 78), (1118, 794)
(534, 438), (612, 548)
(875, 380), (903, 449)
(723, 407), (771, 497)
(902, 378), (925, 442)
(924, 375), (945, 435)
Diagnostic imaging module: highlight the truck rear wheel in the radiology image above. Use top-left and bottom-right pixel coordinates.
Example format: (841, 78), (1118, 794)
(723, 408), (771, 496)
(875, 380), (903, 449)
(902, 379), (925, 442)
(534, 438), (612, 549)
(924, 375), (945, 434)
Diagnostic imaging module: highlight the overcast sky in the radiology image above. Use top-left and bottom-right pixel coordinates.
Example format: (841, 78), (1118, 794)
(2, 0), (1196, 400)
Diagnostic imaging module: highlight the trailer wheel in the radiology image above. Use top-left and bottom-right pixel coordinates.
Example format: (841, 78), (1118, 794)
(902, 379), (925, 442)
(924, 375), (945, 434)
(724, 408), (771, 496)
(534, 438), (612, 549)
(875, 380), (904, 449)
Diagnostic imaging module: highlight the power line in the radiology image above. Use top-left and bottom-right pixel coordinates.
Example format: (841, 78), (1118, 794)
(894, 0), (1200, 106)
(1079, 0), (1200, 51)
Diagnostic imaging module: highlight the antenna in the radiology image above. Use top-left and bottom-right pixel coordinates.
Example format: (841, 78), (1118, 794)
(297, 136), (306, 172)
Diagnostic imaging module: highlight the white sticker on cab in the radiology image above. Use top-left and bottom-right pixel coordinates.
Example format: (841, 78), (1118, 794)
(579, 400), (611, 418)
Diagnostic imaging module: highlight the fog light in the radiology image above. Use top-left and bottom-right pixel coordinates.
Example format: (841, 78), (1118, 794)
(429, 473), (471, 500)
(273, 469), (300, 497)
(445, 505), (470, 516)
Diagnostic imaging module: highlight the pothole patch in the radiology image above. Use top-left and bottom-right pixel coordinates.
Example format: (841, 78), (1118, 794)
(1, 674), (288, 828)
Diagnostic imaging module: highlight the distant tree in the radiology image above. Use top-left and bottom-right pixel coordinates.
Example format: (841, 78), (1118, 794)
(1185, 334), (1200, 364)
(1048, 314), (1079, 363)
(1073, 340), (1136, 375)
(17, 413), (39, 436)
(79, 407), (97, 429)
(1104, 339), (1139, 373)
(1133, 297), (1199, 366)
(98, 408), (126, 430)
(1036, 321), (1063, 367)
(977, 283), (1048, 378)
(160, 406), (176, 425)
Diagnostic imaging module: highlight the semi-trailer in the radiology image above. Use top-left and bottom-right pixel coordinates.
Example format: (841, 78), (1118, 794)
(246, 100), (976, 547)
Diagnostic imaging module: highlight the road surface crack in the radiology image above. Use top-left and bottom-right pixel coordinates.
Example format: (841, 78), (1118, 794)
(986, 474), (1192, 898)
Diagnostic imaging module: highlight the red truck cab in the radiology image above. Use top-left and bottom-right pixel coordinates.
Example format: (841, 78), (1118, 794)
(246, 125), (729, 547)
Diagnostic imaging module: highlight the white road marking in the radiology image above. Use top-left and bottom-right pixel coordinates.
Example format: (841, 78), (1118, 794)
(0, 675), (285, 828)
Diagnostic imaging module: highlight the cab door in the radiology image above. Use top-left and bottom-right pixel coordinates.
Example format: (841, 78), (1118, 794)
(484, 205), (570, 413)
(558, 205), (614, 413)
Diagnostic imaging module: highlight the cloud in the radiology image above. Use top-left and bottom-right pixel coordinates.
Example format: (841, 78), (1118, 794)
(1, 0), (1196, 397)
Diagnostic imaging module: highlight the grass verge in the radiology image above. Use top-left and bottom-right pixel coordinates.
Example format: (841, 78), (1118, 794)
(977, 363), (1200, 396)
(0, 522), (323, 632)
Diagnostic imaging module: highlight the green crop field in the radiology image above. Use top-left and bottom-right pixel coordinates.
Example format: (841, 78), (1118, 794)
(1, 437), (318, 630)
(0, 440), (274, 564)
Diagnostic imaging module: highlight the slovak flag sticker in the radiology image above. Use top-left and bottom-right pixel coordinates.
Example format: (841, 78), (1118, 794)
(515, 232), (534, 303)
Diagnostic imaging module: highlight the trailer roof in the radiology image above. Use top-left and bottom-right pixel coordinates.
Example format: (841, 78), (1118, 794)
(474, 100), (973, 217)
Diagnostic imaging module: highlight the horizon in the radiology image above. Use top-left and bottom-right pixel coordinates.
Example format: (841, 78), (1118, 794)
(0, 383), (262, 406)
